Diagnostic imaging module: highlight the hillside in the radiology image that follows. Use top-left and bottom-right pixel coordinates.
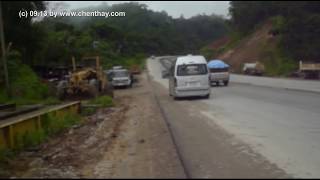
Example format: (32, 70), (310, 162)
(202, 1), (320, 77)
(217, 20), (276, 72)
(209, 19), (297, 77)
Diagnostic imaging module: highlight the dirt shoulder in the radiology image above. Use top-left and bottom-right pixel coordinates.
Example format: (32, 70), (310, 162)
(87, 73), (186, 178)
(4, 72), (185, 178)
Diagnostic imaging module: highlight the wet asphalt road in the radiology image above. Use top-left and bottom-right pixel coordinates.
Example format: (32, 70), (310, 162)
(147, 56), (320, 178)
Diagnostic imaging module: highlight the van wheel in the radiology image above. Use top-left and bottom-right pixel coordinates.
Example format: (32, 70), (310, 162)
(204, 94), (210, 99)
(173, 96), (179, 100)
(224, 80), (229, 86)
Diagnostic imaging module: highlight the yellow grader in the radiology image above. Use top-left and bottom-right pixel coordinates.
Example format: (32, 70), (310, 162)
(56, 56), (113, 100)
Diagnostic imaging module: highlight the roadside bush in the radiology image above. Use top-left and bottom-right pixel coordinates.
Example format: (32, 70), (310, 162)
(101, 53), (146, 70)
(81, 107), (97, 116)
(200, 46), (216, 60)
(42, 112), (82, 136)
(0, 50), (59, 105)
(7, 51), (48, 102)
(262, 40), (298, 77)
(14, 129), (46, 151)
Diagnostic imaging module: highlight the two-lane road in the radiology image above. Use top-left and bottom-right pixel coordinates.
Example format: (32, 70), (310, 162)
(147, 56), (320, 178)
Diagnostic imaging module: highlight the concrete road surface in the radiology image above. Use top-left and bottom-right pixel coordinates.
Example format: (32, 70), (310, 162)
(147, 56), (320, 178)
(230, 74), (320, 93)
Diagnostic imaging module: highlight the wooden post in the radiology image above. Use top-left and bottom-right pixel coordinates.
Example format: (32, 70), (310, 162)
(72, 56), (76, 72)
(8, 125), (14, 148)
(96, 56), (100, 69)
(0, 2), (10, 95)
(36, 116), (42, 130)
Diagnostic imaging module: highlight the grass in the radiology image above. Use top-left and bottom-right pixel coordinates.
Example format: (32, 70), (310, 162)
(88, 95), (114, 108)
(82, 95), (114, 116)
(0, 111), (82, 166)
(42, 112), (82, 136)
(81, 107), (98, 116)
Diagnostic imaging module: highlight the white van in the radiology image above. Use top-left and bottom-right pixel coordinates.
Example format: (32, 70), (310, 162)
(168, 55), (211, 99)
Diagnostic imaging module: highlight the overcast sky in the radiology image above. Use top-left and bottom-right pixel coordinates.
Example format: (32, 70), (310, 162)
(58, 1), (230, 18)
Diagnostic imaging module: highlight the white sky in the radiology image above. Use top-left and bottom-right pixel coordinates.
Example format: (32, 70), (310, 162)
(54, 1), (230, 18)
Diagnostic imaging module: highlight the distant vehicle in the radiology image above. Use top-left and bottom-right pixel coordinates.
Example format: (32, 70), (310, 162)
(242, 62), (265, 76)
(129, 64), (142, 75)
(166, 55), (210, 99)
(56, 56), (113, 99)
(207, 60), (230, 86)
(112, 66), (123, 70)
(111, 69), (132, 88)
(299, 61), (320, 79)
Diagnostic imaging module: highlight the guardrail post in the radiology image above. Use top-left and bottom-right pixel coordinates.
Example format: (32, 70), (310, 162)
(8, 125), (14, 148)
(36, 116), (41, 130)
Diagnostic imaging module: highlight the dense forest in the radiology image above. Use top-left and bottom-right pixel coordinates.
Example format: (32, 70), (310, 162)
(228, 1), (320, 61)
(0, 1), (228, 103)
(3, 2), (229, 67)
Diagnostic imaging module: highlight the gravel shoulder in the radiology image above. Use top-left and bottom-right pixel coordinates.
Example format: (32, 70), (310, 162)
(4, 72), (185, 178)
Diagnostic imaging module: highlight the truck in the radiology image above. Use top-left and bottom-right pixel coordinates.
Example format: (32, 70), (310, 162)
(242, 61), (265, 76)
(207, 60), (230, 86)
(299, 61), (320, 79)
(56, 56), (113, 99)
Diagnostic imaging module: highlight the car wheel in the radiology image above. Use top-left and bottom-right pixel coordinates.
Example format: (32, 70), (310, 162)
(224, 80), (229, 86)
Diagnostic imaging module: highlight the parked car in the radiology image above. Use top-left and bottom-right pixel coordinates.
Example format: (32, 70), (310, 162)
(207, 60), (230, 86)
(166, 55), (211, 99)
(111, 69), (133, 88)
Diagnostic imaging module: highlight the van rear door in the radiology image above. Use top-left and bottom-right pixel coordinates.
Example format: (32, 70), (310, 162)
(175, 64), (209, 88)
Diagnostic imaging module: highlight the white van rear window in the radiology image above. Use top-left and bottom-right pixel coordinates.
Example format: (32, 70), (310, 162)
(177, 64), (207, 76)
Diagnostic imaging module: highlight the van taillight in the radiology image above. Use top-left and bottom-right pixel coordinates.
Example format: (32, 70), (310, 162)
(174, 77), (177, 87)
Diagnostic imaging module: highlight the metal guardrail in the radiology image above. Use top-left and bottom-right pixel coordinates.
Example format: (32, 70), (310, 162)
(0, 105), (42, 120)
(0, 103), (16, 111)
(0, 101), (80, 150)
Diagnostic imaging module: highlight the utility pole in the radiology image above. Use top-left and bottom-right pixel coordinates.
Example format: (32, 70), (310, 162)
(0, 2), (9, 95)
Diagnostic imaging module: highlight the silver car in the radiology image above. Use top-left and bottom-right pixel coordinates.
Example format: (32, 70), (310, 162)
(111, 69), (132, 88)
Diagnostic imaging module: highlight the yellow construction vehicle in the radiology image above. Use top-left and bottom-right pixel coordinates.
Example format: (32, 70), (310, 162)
(57, 56), (113, 100)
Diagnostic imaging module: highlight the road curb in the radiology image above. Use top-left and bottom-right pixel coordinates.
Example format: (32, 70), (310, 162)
(146, 69), (190, 179)
(231, 81), (320, 95)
